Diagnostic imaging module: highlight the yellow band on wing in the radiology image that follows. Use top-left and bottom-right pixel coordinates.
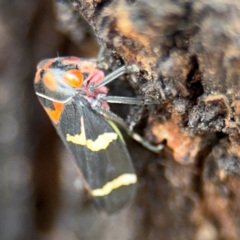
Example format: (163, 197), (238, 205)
(67, 132), (118, 151)
(91, 173), (137, 197)
(107, 119), (125, 144)
(66, 117), (118, 151)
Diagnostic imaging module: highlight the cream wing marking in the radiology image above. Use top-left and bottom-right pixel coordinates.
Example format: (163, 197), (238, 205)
(91, 174), (137, 197)
(107, 119), (125, 144)
(66, 117), (118, 151)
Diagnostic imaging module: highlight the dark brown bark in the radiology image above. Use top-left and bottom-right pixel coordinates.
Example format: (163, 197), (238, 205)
(1, 0), (240, 239)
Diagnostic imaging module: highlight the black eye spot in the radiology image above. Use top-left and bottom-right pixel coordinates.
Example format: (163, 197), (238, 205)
(83, 73), (89, 80)
(40, 69), (45, 78)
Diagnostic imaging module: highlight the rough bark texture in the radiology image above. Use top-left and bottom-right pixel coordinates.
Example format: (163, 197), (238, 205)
(1, 0), (240, 239)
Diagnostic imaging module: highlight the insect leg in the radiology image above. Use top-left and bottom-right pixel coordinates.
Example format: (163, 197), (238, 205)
(88, 65), (139, 92)
(92, 105), (163, 153)
(99, 95), (160, 105)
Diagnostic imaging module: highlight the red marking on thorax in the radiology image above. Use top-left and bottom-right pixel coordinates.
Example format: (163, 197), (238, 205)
(35, 59), (55, 83)
(34, 70), (41, 83)
(42, 60), (55, 70)
(43, 71), (58, 91)
(44, 102), (64, 124)
(84, 68), (108, 96)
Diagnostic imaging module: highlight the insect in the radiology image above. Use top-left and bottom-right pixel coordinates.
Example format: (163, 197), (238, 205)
(34, 56), (162, 214)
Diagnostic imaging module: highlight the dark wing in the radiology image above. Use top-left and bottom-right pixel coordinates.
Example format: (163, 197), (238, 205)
(56, 96), (137, 214)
